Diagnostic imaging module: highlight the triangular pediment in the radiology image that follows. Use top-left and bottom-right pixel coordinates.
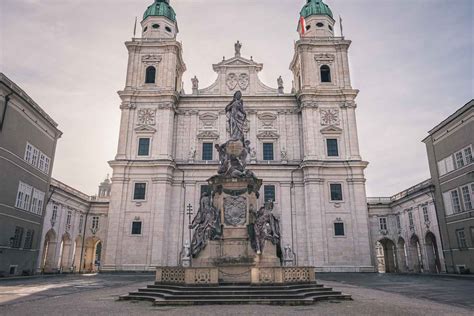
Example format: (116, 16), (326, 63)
(320, 125), (343, 134)
(134, 125), (157, 133)
(213, 56), (263, 72)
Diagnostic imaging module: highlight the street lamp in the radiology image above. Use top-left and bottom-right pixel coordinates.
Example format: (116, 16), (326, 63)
(186, 203), (194, 265)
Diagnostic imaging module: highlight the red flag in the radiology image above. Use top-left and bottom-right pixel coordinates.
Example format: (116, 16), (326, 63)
(300, 16), (306, 36)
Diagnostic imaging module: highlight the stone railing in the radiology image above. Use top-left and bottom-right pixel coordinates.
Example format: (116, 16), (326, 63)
(155, 267), (185, 284)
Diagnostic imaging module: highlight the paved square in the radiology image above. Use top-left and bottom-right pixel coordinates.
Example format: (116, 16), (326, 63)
(0, 273), (472, 315)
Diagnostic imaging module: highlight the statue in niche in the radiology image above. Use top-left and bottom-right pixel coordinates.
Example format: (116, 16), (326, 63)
(225, 90), (247, 141)
(235, 40), (242, 57)
(252, 200), (281, 254)
(191, 192), (222, 257)
(283, 244), (296, 267)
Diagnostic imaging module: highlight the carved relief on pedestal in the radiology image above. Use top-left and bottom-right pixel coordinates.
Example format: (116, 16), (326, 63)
(320, 108), (340, 126)
(224, 196), (247, 227)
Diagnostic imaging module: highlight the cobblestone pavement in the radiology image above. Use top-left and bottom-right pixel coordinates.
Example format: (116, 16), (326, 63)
(316, 273), (474, 309)
(0, 273), (472, 316)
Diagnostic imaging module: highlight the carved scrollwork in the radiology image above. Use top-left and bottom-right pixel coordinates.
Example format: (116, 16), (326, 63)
(314, 53), (335, 65)
(320, 108), (340, 126)
(137, 108), (156, 126)
(142, 54), (162, 65)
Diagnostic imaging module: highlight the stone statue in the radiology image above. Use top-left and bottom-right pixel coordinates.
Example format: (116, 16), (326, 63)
(252, 200), (280, 254)
(235, 40), (242, 57)
(225, 91), (247, 141)
(182, 240), (191, 267)
(191, 76), (199, 93)
(191, 192), (222, 257)
(188, 147), (196, 160)
(283, 244), (295, 267)
(281, 148), (288, 161)
(277, 76), (284, 94)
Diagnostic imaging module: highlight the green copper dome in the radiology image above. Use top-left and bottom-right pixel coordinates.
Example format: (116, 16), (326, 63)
(143, 0), (176, 22)
(300, 0), (333, 19)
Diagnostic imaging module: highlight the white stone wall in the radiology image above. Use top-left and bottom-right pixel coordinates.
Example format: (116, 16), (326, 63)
(368, 182), (446, 273)
(103, 17), (373, 272)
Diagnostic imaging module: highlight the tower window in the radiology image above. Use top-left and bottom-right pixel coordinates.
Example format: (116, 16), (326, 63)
(202, 143), (214, 161)
(264, 185), (276, 202)
(326, 139), (339, 157)
(320, 65), (331, 83)
(334, 222), (345, 236)
(152, 24), (160, 29)
(143, 26), (148, 32)
(316, 22), (324, 27)
(133, 183), (147, 200)
(165, 26), (172, 33)
(263, 143), (274, 161)
(131, 221), (142, 235)
(330, 183), (343, 201)
(328, 25), (333, 31)
(138, 138), (150, 156)
(145, 66), (156, 84)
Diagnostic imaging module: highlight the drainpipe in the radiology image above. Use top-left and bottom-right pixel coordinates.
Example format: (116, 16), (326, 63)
(79, 203), (92, 274)
(0, 92), (13, 131)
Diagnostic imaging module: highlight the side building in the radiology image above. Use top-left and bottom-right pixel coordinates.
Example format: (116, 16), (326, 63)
(368, 180), (445, 274)
(39, 178), (110, 273)
(0, 73), (62, 277)
(423, 100), (473, 274)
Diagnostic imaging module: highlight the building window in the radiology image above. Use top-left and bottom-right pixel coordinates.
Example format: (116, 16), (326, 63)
(165, 26), (172, 33)
(66, 210), (72, 228)
(202, 142), (214, 161)
(23, 229), (34, 249)
(461, 185), (473, 211)
(78, 215), (84, 233)
(138, 138), (150, 156)
(38, 153), (46, 171)
(15, 182), (32, 211)
(471, 227), (474, 245)
(145, 66), (156, 84)
(437, 155), (455, 176)
(152, 24), (159, 29)
(200, 185), (211, 196)
(316, 22), (324, 27)
(91, 216), (99, 230)
(334, 222), (345, 236)
(320, 65), (331, 83)
(326, 139), (339, 157)
(52, 204), (58, 223)
(24, 143), (33, 163)
(330, 183), (343, 201)
(131, 221), (142, 235)
(133, 183), (147, 200)
(396, 215), (401, 229)
(44, 156), (50, 174)
(12, 226), (24, 248)
(262, 143), (274, 161)
(379, 217), (388, 231)
(451, 189), (462, 213)
(464, 146), (473, 164)
(264, 185), (276, 202)
(455, 151), (465, 169)
(422, 206), (430, 222)
(408, 211), (414, 227)
(30, 189), (45, 215)
(456, 229), (467, 249)
(32, 147), (39, 167)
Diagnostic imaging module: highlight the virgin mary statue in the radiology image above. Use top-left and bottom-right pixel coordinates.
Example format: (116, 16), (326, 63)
(225, 91), (247, 141)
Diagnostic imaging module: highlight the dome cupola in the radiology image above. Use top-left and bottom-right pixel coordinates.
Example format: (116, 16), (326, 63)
(300, 0), (333, 19)
(143, 0), (176, 22)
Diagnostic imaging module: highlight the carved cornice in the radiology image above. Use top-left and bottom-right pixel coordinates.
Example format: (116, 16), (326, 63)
(257, 130), (280, 139)
(299, 101), (319, 108)
(314, 53), (335, 65)
(141, 54), (162, 65)
(197, 130), (220, 139)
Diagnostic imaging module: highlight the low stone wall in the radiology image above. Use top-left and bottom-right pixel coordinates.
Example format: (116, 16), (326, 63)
(156, 267), (219, 285)
(251, 267), (316, 284)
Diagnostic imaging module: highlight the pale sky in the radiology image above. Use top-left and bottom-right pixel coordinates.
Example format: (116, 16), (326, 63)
(1, 0), (473, 197)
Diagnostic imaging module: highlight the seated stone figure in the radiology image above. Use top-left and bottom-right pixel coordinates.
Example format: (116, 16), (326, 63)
(252, 200), (280, 254)
(191, 192), (222, 257)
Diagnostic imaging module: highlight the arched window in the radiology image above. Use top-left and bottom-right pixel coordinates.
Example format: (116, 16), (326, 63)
(320, 65), (331, 83)
(145, 66), (156, 84)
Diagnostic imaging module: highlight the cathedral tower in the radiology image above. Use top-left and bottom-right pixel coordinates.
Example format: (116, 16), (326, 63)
(289, 0), (373, 271)
(103, 0), (186, 271)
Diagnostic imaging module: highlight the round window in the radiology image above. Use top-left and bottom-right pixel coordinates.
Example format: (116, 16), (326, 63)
(165, 26), (172, 32)
(328, 25), (333, 31)
(306, 25), (311, 31)
(143, 26), (148, 32)
(316, 22), (324, 27)
(152, 24), (160, 29)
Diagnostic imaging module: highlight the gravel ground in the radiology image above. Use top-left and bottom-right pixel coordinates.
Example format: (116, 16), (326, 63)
(0, 274), (472, 316)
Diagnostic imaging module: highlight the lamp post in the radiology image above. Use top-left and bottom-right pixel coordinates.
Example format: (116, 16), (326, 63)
(186, 203), (194, 265)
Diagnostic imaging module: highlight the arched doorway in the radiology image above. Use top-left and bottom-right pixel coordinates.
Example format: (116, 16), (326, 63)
(425, 232), (441, 273)
(83, 237), (102, 272)
(41, 229), (57, 273)
(59, 233), (72, 272)
(375, 238), (397, 273)
(397, 237), (408, 272)
(409, 234), (423, 273)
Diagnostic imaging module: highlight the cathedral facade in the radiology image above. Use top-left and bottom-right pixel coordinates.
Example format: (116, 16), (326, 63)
(102, 0), (374, 273)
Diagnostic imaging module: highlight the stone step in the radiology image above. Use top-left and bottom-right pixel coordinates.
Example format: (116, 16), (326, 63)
(138, 287), (333, 296)
(149, 283), (323, 291)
